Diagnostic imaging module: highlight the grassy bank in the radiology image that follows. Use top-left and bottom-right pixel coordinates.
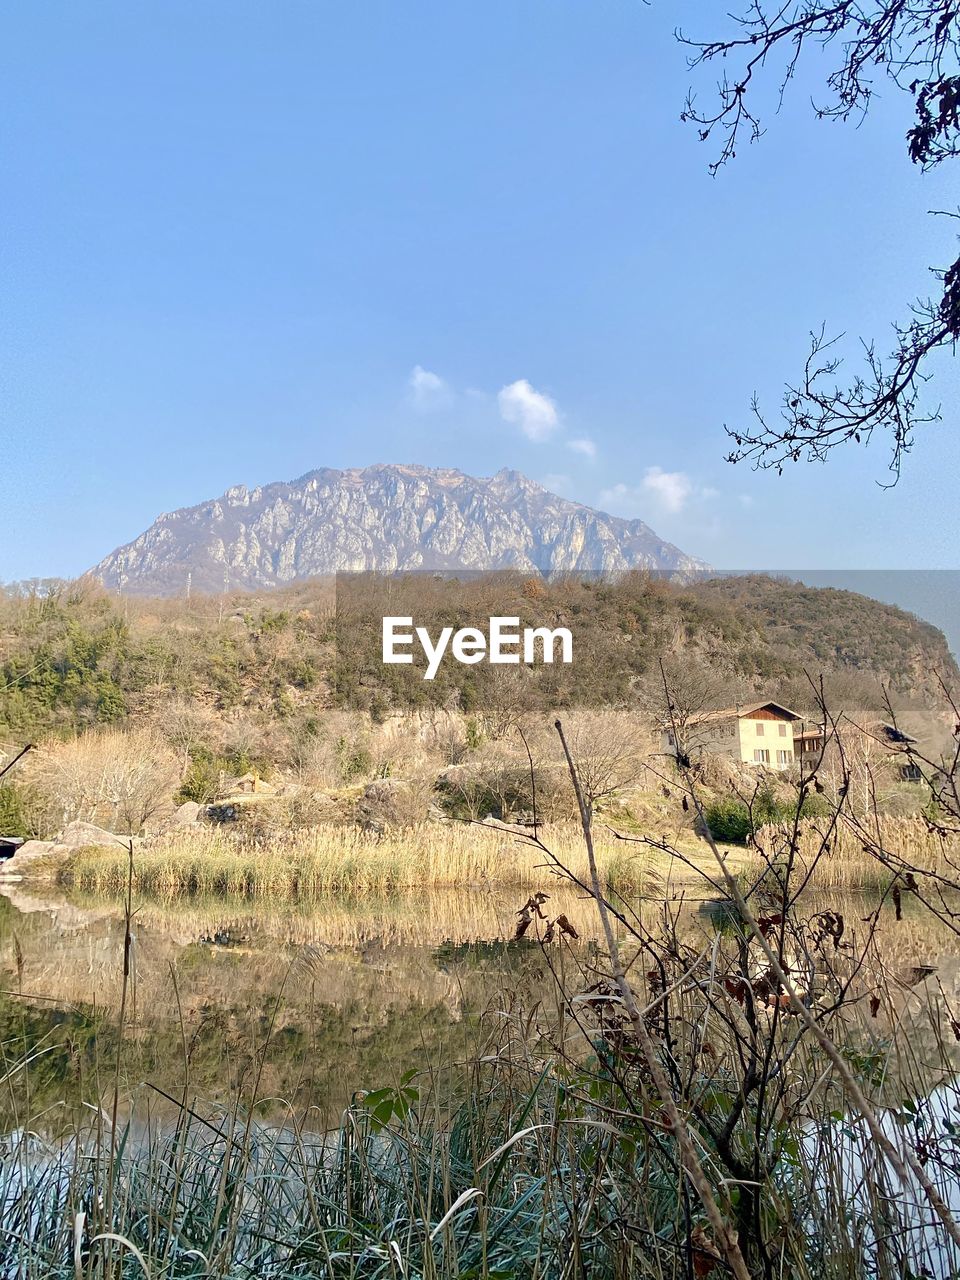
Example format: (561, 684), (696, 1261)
(0, 1061), (762, 1278)
(58, 821), (654, 897)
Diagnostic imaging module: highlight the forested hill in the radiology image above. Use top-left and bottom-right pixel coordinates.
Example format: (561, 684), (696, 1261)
(0, 573), (954, 750)
(693, 576), (953, 690)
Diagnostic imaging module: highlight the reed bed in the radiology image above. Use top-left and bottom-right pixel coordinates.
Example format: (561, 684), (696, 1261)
(750, 815), (960, 890)
(4, 954), (960, 1278)
(0, 1075), (716, 1279)
(58, 821), (651, 898)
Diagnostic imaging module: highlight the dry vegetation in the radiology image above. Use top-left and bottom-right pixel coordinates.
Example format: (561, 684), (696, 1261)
(0, 570), (952, 746)
(60, 821), (654, 897)
(748, 813), (960, 890)
(7, 692), (960, 1276)
(0, 572), (954, 900)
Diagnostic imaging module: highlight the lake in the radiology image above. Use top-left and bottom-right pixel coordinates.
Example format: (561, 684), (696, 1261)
(5, 878), (960, 1276)
(3, 877), (959, 1131)
(0, 879), (615, 1132)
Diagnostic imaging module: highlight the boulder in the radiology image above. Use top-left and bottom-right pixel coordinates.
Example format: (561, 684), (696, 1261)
(171, 800), (202, 826)
(1, 840), (60, 872)
(56, 821), (130, 850)
(356, 778), (428, 832)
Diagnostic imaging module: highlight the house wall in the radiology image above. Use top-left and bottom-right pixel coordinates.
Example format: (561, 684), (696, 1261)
(736, 716), (795, 769)
(661, 711), (797, 770)
(660, 718), (739, 758)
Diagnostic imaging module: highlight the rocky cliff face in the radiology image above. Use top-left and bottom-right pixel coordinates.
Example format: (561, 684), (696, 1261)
(94, 464), (704, 595)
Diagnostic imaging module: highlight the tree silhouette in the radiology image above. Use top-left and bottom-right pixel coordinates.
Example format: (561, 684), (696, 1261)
(681, 1), (959, 480)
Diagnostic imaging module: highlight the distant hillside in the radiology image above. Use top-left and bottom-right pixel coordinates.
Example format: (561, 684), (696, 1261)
(94, 464), (705, 595)
(695, 576), (953, 689)
(0, 574), (954, 754)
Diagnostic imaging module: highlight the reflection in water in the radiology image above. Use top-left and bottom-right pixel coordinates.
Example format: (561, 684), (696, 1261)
(0, 883), (599, 1129)
(5, 881), (960, 1272)
(2, 881), (960, 1131)
(808, 1082), (960, 1280)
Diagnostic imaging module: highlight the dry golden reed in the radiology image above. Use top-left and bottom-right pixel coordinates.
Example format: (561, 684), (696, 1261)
(30, 884), (607, 949)
(59, 820), (650, 898)
(751, 815), (958, 890)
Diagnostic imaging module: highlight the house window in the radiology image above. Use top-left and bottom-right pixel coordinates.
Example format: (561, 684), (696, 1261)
(754, 749), (770, 764)
(777, 750), (793, 765)
(667, 732), (675, 747)
(779, 723), (787, 737)
(755, 722), (764, 736)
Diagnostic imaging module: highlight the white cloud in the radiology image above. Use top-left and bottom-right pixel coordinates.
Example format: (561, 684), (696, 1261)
(497, 379), (559, 442)
(600, 467), (719, 518)
(567, 437), (597, 459)
(408, 365), (452, 411)
(641, 467), (694, 513)
(599, 482), (632, 510)
(542, 473), (573, 495)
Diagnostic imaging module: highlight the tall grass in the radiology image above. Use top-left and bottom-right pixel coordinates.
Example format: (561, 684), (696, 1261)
(5, 967), (960, 1278)
(58, 822), (651, 897)
(750, 814), (959, 890)
(0, 1069), (704, 1278)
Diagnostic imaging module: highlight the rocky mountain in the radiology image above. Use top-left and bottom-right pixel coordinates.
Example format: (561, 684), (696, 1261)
(94, 464), (704, 595)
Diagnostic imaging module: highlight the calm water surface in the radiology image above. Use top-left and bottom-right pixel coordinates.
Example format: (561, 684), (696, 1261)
(0, 881), (606, 1128)
(1, 879), (959, 1129)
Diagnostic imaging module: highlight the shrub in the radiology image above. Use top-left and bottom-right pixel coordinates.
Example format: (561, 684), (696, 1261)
(705, 797), (753, 844)
(336, 734), (373, 782)
(798, 792), (832, 819)
(437, 748), (575, 823)
(0, 782), (45, 839)
(707, 787), (833, 844)
(176, 747), (223, 805)
(175, 744), (271, 804)
(356, 776), (436, 830)
(33, 729), (182, 834)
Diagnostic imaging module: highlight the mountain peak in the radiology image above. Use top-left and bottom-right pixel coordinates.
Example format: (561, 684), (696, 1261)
(95, 463), (703, 595)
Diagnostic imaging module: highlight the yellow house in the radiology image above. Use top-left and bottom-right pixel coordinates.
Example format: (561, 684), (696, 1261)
(660, 700), (801, 771)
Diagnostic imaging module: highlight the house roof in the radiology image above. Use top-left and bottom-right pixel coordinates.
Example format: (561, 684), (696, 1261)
(684, 700), (802, 726)
(878, 722), (918, 746)
(791, 720), (918, 746)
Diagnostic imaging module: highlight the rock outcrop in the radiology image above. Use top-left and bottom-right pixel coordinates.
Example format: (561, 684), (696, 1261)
(0, 821), (136, 881)
(94, 464), (704, 595)
(56, 821), (131, 850)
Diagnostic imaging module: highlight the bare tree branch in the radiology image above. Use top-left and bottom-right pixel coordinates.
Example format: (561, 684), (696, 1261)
(681, 1), (960, 477)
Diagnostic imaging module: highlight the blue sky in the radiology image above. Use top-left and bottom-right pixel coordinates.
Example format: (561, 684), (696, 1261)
(1, 0), (958, 582)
